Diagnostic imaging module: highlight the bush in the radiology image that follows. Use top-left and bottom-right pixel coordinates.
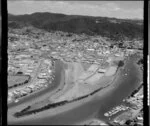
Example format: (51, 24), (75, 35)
(125, 120), (132, 125)
(118, 61), (124, 67)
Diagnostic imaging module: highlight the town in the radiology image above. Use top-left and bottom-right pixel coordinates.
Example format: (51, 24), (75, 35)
(8, 26), (143, 125)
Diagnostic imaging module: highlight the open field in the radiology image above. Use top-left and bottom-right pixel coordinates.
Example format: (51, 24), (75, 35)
(29, 61), (117, 105)
(49, 62), (75, 101)
(81, 62), (92, 71)
(84, 73), (104, 85)
(105, 66), (117, 76)
(8, 75), (30, 87)
(50, 62), (85, 102)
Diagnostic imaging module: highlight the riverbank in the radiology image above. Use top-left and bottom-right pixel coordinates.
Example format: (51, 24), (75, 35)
(8, 60), (65, 121)
(49, 61), (84, 102)
(11, 60), (116, 117)
(8, 59), (119, 124)
(8, 77), (116, 125)
(8, 55), (142, 125)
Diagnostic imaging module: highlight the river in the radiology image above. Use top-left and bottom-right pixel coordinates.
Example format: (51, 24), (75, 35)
(8, 56), (142, 125)
(8, 60), (64, 108)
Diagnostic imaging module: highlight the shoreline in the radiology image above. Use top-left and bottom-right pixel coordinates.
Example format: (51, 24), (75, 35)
(8, 60), (119, 124)
(14, 59), (118, 113)
(8, 55), (142, 125)
(8, 81), (115, 124)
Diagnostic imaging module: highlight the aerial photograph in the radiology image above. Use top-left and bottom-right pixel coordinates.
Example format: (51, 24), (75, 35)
(7, 1), (143, 125)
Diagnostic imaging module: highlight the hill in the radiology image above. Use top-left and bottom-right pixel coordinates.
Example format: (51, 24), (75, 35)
(8, 12), (143, 41)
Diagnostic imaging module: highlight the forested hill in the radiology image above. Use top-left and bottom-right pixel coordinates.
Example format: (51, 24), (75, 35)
(8, 12), (143, 40)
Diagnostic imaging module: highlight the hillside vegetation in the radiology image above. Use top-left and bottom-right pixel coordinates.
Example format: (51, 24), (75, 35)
(8, 12), (143, 41)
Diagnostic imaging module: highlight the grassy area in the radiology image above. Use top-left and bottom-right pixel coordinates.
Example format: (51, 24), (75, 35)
(8, 75), (30, 87)
(81, 62), (91, 71)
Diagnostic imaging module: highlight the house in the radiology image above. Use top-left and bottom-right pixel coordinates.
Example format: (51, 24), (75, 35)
(137, 116), (143, 121)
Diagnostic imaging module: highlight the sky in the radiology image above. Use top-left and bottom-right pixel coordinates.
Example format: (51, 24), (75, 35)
(8, 1), (143, 19)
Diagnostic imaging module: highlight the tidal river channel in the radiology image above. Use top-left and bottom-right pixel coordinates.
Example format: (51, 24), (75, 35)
(8, 56), (142, 125)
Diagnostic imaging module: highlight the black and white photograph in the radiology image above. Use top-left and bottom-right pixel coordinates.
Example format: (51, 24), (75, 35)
(7, 0), (144, 125)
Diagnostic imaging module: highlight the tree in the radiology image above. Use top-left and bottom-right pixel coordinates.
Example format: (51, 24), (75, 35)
(125, 120), (132, 125)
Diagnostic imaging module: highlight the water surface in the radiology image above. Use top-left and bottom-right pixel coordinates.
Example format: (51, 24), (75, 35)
(11, 56), (142, 125)
(8, 60), (64, 108)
